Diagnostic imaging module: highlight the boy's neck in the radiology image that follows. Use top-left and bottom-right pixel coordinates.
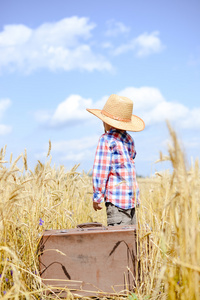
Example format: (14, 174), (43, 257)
(106, 128), (125, 133)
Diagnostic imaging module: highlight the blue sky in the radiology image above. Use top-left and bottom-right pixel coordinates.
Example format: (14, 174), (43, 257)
(0, 0), (200, 176)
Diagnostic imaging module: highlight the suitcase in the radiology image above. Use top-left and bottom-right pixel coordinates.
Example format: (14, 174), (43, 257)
(39, 222), (139, 298)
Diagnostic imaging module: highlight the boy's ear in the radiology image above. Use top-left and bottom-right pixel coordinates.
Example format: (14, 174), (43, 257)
(104, 122), (112, 132)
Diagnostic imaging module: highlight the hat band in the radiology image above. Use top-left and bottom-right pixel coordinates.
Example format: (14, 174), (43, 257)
(101, 109), (131, 122)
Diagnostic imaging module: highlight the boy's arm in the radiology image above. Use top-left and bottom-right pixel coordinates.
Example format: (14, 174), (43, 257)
(92, 136), (111, 209)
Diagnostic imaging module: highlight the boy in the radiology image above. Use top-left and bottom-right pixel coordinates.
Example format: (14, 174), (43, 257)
(86, 94), (145, 226)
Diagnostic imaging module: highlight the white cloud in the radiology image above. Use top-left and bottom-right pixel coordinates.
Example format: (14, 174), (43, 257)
(0, 18), (165, 73)
(118, 87), (165, 110)
(0, 17), (112, 74)
(53, 135), (99, 152)
(180, 108), (200, 129)
(51, 135), (99, 162)
(52, 95), (92, 124)
(134, 31), (164, 57)
(105, 20), (130, 37)
(101, 42), (113, 49)
(37, 94), (93, 127)
(118, 87), (199, 129)
(0, 98), (12, 135)
(0, 24), (31, 47)
(142, 101), (188, 125)
(0, 124), (12, 135)
(36, 87), (200, 131)
(113, 31), (164, 56)
(0, 98), (11, 118)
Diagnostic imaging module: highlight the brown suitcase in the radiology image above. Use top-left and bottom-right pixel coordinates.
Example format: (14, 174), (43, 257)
(39, 223), (139, 298)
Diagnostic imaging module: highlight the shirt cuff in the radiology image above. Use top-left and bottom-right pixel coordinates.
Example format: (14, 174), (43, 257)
(93, 191), (104, 203)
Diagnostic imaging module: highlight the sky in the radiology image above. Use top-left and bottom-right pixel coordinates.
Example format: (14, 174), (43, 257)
(0, 0), (200, 176)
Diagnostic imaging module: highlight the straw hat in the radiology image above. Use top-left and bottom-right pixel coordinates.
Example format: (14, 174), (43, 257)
(86, 94), (145, 132)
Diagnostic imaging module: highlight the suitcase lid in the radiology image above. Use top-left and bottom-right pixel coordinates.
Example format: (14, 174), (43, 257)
(42, 223), (137, 237)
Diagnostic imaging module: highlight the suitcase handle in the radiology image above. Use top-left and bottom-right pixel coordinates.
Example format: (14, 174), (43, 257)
(77, 222), (104, 229)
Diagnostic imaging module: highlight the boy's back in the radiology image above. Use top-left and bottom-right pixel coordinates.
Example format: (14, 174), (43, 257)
(93, 128), (140, 210)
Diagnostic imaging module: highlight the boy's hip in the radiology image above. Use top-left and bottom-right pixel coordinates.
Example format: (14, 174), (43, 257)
(105, 202), (137, 226)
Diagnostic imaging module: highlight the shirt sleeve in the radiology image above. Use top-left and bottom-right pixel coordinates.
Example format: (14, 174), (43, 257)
(127, 133), (136, 160)
(132, 140), (136, 160)
(92, 135), (112, 203)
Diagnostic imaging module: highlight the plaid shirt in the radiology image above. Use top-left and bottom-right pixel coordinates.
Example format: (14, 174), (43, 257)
(92, 128), (140, 209)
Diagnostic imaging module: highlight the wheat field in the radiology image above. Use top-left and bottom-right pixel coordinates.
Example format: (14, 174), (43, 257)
(0, 124), (200, 300)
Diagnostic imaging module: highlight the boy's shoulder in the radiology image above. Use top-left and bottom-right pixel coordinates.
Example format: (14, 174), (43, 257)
(100, 129), (118, 140)
(100, 129), (133, 144)
(98, 130), (114, 142)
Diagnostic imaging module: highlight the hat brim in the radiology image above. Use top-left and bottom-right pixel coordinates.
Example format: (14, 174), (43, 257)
(86, 109), (145, 132)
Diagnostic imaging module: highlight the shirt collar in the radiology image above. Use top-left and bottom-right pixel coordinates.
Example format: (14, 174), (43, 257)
(108, 128), (126, 136)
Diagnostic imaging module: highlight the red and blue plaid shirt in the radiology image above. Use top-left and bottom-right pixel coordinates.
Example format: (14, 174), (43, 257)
(92, 128), (140, 209)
